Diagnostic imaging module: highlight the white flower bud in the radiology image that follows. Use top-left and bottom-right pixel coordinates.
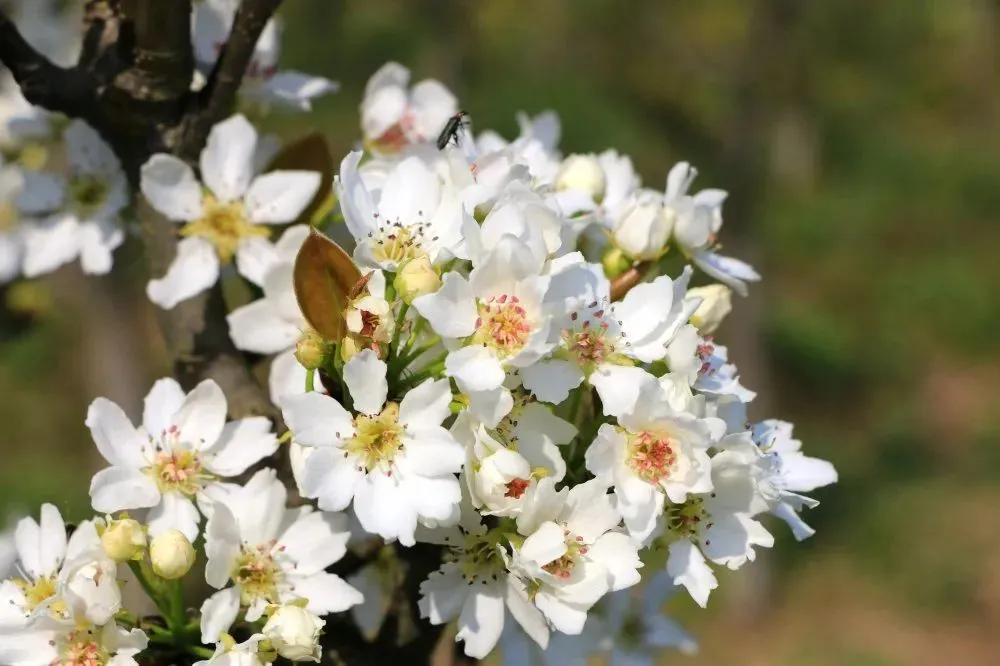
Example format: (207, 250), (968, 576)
(393, 256), (441, 303)
(149, 529), (195, 580)
(262, 604), (324, 662)
(555, 154), (606, 202)
(100, 518), (146, 562)
(295, 329), (328, 371)
(612, 196), (672, 260)
(686, 284), (733, 334)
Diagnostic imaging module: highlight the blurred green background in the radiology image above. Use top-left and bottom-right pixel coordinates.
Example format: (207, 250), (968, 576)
(3, 1), (1000, 664)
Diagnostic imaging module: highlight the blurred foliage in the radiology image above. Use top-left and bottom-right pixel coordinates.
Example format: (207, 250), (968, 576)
(2, 0), (1000, 664)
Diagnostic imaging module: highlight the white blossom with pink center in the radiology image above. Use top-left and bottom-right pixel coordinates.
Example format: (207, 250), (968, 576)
(86, 378), (279, 541)
(413, 235), (555, 426)
(361, 62), (457, 153)
(585, 372), (727, 544)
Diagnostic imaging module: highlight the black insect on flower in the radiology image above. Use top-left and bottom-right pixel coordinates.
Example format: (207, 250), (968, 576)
(436, 110), (470, 151)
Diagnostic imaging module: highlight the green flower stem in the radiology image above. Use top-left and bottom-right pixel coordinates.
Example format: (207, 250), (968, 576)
(166, 579), (186, 634)
(305, 368), (315, 393)
(188, 645), (215, 659)
(128, 559), (166, 616)
(388, 302), (409, 365)
(394, 337), (442, 372)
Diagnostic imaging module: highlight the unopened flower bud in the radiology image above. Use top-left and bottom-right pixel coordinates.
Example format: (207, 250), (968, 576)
(393, 256), (441, 303)
(295, 329), (328, 371)
(262, 604), (324, 662)
(100, 517), (146, 562)
(149, 529), (195, 580)
(686, 284), (733, 334)
(601, 246), (632, 279)
(555, 154), (606, 202)
(612, 196), (672, 260)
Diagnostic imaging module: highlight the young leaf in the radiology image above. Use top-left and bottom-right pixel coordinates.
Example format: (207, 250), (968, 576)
(293, 228), (363, 341)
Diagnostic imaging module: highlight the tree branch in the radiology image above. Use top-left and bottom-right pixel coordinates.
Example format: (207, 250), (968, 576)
(0, 9), (98, 121)
(178, 0), (283, 160)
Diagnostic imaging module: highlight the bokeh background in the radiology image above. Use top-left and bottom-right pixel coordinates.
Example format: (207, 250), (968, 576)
(3, 1), (1000, 664)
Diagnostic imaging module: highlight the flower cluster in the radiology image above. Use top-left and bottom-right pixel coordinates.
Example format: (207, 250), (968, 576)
(0, 4), (837, 662)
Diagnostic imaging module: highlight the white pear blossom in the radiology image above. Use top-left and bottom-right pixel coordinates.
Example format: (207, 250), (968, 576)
(140, 114), (321, 309)
(0, 617), (147, 666)
(282, 349), (464, 545)
(749, 420), (838, 540)
(521, 259), (698, 409)
(86, 377), (279, 541)
(658, 449), (775, 607)
(336, 150), (469, 271)
(586, 372), (726, 544)
(16, 120), (126, 278)
(666, 162), (761, 295)
(418, 499), (549, 658)
(0, 506), (114, 629)
(413, 236), (554, 423)
(361, 62), (457, 152)
(193, 0), (338, 111)
(200, 468), (361, 643)
(611, 190), (672, 261)
(508, 479), (642, 641)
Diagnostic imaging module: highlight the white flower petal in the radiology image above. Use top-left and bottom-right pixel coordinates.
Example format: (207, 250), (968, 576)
(142, 378), (185, 440)
(398, 378), (452, 430)
(89, 467), (160, 514)
(666, 540), (717, 608)
(172, 379), (228, 449)
(140, 154), (205, 221)
(398, 428), (464, 477)
(200, 588), (241, 644)
(146, 236), (221, 309)
(65, 120), (120, 175)
(86, 397), (146, 468)
(411, 271), (477, 338)
(692, 252), (760, 297)
(445, 345), (505, 393)
(291, 572), (363, 614)
(227, 298), (301, 354)
(353, 473), (418, 546)
(203, 417), (277, 476)
(456, 585), (505, 659)
(201, 114), (257, 202)
(204, 501), (241, 589)
(586, 531), (641, 591)
(299, 451), (364, 511)
(590, 365), (658, 420)
(36, 504), (66, 578)
(256, 71), (339, 110)
(283, 392), (353, 448)
(269, 349), (308, 406)
(519, 521), (566, 566)
(279, 511), (349, 575)
(21, 214), (80, 278)
(520, 359), (584, 404)
(244, 170), (321, 224)
(234, 235), (278, 288)
(146, 492), (201, 541)
(343, 349), (388, 416)
(77, 219), (123, 275)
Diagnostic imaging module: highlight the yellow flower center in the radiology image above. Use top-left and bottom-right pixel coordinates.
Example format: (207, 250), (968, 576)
(232, 541), (284, 606)
(626, 430), (679, 484)
(370, 223), (427, 267)
(144, 428), (214, 496)
(14, 574), (68, 620)
(471, 294), (532, 358)
(345, 403), (403, 473)
(69, 175), (109, 218)
(180, 194), (269, 263)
